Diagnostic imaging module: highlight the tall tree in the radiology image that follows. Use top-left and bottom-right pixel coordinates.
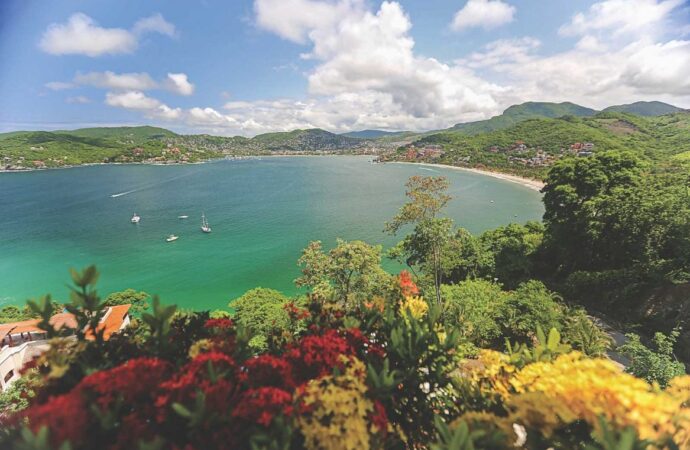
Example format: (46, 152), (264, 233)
(386, 176), (452, 304)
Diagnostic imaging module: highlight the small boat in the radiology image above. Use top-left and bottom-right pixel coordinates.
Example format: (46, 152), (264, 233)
(131, 213), (141, 223)
(201, 213), (212, 233)
(166, 234), (179, 242)
(178, 215), (189, 219)
(490, 200), (495, 203)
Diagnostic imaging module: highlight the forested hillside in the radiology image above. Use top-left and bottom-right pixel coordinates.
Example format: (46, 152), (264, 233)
(385, 112), (690, 179)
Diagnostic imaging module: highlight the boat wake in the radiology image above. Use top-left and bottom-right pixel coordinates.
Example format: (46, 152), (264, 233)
(110, 170), (200, 198)
(110, 190), (135, 198)
(420, 167), (439, 172)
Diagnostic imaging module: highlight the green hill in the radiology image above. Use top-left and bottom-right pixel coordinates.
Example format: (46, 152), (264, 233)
(341, 129), (406, 139)
(390, 112), (690, 179)
(450, 101), (597, 135)
(250, 128), (366, 152)
(602, 101), (684, 116)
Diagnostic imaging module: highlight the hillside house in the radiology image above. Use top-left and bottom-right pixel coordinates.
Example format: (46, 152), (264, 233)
(0, 304), (132, 391)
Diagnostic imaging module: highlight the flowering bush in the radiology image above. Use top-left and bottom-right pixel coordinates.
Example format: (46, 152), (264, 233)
(1, 269), (688, 450)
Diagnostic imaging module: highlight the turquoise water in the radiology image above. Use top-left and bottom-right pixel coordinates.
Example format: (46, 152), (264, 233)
(0, 156), (544, 310)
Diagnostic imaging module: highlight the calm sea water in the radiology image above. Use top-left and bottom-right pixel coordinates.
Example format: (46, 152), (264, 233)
(0, 156), (544, 310)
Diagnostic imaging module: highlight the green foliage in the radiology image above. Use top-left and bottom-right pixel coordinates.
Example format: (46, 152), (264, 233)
(230, 287), (291, 352)
(432, 417), (507, 450)
(601, 101), (683, 117)
(103, 288), (150, 315)
(450, 101), (597, 135)
(141, 296), (178, 353)
(563, 311), (612, 357)
(619, 329), (686, 387)
(0, 305), (33, 324)
(387, 176), (452, 304)
(0, 373), (36, 414)
(499, 280), (565, 344)
(440, 280), (507, 348)
(295, 239), (393, 305)
(506, 326), (572, 368)
(478, 221), (544, 288)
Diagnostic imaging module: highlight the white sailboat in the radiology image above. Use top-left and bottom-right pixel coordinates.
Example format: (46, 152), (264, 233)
(131, 213), (141, 223)
(201, 213), (212, 233)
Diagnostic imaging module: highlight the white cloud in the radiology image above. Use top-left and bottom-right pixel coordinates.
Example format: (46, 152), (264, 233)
(45, 81), (75, 91)
(54, 71), (195, 95)
(105, 91), (161, 110)
(39, 13), (175, 57)
(459, 37), (541, 69)
(620, 40), (690, 95)
(99, 0), (690, 135)
(451, 0), (516, 31)
(559, 0), (683, 38)
(66, 96), (91, 104)
(105, 91), (182, 121)
(132, 13), (176, 37)
(254, 0), (362, 43)
(75, 71), (158, 91)
(164, 73), (195, 96)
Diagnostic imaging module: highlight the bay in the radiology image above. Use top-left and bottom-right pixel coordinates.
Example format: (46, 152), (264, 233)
(0, 156), (544, 310)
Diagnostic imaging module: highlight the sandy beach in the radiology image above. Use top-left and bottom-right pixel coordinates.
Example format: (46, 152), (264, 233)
(391, 161), (545, 192)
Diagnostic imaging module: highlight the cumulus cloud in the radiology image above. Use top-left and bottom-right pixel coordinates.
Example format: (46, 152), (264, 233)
(459, 37), (541, 69)
(51, 71), (195, 95)
(105, 91), (161, 110)
(75, 71), (158, 91)
(105, 91), (181, 120)
(559, 0), (683, 38)
(451, 0), (516, 31)
(253, 0), (362, 43)
(101, 0), (690, 135)
(164, 73), (195, 96)
(39, 12), (175, 56)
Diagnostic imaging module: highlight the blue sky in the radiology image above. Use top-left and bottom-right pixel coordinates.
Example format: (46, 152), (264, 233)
(1, 0), (689, 135)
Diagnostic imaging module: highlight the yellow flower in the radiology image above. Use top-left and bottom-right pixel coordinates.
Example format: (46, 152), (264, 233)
(399, 295), (428, 320)
(297, 356), (377, 450)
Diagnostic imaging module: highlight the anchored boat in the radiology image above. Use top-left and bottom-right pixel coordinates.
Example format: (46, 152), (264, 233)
(201, 213), (212, 233)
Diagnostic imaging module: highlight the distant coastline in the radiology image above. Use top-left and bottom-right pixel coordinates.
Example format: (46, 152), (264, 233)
(390, 161), (545, 192)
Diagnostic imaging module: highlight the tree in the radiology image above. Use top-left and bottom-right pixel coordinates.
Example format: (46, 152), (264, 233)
(103, 288), (150, 315)
(479, 221), (544, 289)
(231, 287), (291, 351)
(440, 280), (507, 348)
(296, 239), (392, 305)
(499, 280), (565, 344)
(386, 176), (452, 304)
(541, 151), (646, 274)
(396, 218), (454, 305)
(384, 176), (451, 234)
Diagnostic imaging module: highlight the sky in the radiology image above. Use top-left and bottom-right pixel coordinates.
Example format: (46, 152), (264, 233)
(0, 0), (689, 136)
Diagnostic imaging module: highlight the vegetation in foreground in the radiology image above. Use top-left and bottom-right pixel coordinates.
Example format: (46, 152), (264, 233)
(0, 148), (688, 449)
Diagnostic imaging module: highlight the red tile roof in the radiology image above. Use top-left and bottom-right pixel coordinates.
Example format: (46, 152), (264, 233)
(0, 305), (131, 342)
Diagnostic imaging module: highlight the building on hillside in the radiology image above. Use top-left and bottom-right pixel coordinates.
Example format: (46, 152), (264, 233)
(0, 304), (132, 391)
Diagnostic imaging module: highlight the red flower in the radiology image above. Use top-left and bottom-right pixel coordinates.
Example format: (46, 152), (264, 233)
(284, 302), (310, 321)
(204, 318), (234, 329)
(79, 357), (171, 410)
(285, 329), (355, 382)
(244, 355), (295, 390)
(232, 387), (293, 427)
(23, 392), (89, 448)
(399, 270), (419, 296)
(370, 400), (389, 435)
(157, 352), (240, 421)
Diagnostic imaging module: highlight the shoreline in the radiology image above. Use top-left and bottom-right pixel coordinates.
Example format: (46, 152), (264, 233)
(390, 161), (545, 192)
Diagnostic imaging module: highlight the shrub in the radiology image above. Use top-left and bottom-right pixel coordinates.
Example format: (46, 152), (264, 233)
(619, 329), (686, 387)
